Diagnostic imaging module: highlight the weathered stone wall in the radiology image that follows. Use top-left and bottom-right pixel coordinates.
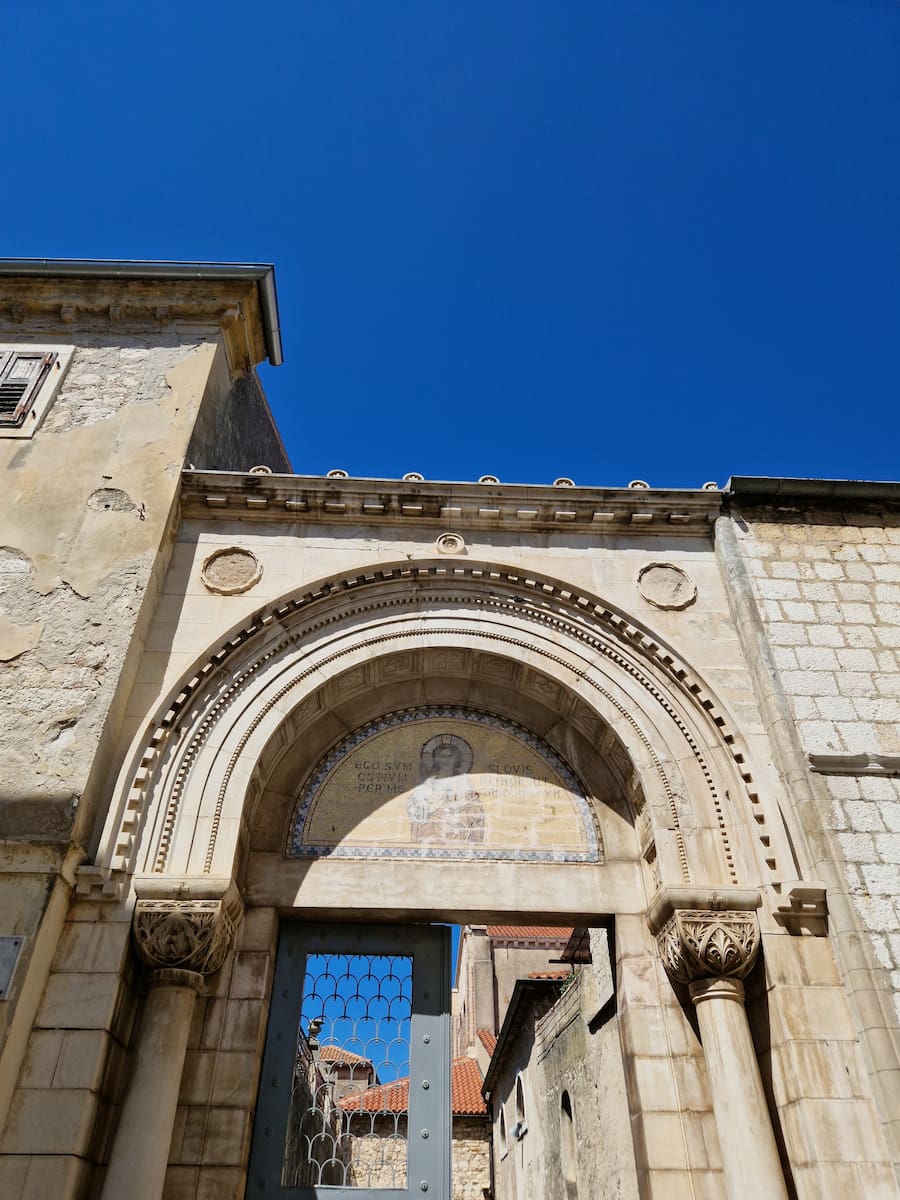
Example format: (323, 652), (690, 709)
(489, 954), (640, 1200)
(451, 1116), (490, 1200)
(318, 1113), (487, 1197)
(0, 298), (279, 1156)
(0, 331), (229, 1102)
(733, 509), (900, 1021)
(0, 333), (211, 839)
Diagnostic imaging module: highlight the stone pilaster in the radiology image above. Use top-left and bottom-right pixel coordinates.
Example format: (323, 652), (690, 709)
(101, 888), (243, 1200)
(648, 889), (788, 1200)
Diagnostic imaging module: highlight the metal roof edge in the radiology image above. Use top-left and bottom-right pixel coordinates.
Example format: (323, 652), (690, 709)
(481, 977), (562, 1097)
(725, 476), (900, 504)
(0, 258), (283, 366)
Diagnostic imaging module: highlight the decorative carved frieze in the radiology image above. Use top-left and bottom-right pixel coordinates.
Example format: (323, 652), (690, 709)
(656, 909), (760, 985)
(133, 894), (242, 976)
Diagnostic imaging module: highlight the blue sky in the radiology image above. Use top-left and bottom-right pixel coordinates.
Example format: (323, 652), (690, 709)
(5, 2), (899, 486)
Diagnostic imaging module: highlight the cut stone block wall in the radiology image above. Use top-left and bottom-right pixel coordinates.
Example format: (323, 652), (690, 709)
(734, 509), (900, 1022)
(451, 1117), (490, 1200)
(0, 898), (137, 1200)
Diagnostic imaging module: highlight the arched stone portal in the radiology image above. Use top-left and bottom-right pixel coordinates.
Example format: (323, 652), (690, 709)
(96, 560), (792, 897)
(94, 562), (794, 1200)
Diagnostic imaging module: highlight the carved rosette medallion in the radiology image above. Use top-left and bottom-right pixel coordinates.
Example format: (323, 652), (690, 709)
(657, 909), (759, 985)
(637, 562), (697, 611)
(435, 531), (466, 555)
(133, 896), (241, 976)
(200, 546), (262, 595)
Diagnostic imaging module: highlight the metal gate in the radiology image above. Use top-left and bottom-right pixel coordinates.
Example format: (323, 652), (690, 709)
(247, 924), (451, 1200)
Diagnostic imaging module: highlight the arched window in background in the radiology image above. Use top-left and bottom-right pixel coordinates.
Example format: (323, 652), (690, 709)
(560, 1089), (577, 1195)
(513, 1075), (527, 1138)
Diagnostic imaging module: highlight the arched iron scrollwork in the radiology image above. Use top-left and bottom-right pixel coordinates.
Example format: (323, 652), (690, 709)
(286, 952), (414, 1189)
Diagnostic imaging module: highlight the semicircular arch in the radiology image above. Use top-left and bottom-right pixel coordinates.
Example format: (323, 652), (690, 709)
(96, 559), (790, 904)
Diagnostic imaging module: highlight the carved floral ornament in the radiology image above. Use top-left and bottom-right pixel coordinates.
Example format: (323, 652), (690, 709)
(132, 894), (242, 976)
(657, 909), (760, 985)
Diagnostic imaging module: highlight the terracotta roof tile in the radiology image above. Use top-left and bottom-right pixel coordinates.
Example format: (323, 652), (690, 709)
(340, 1057), (487, 1116)
(340, 1077), (408, 1114)
(527, 969), (572, 980)
(486, 926), (574, 940)
(476, 1029), (497, 1056)
(318, 1045), (373, 1066)
(450, 1056), (488, 1114)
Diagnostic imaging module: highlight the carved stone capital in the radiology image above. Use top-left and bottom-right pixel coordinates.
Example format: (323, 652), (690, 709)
(133, 893), (242, 976)
(656, 909), (760, 985)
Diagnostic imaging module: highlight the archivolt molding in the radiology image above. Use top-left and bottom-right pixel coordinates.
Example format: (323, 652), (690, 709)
(81, 561), (778, 899)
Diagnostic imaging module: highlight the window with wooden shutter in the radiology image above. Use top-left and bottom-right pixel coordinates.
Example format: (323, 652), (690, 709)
(0, 350), (57, 426)
(0, 344), (72, 437)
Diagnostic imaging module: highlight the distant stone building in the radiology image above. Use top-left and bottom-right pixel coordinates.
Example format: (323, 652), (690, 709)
(0, 259), (899, 1199)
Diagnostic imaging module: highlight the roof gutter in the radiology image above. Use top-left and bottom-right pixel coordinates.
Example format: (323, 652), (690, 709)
(0, 258), (284, 367)
(725, 476), (900, 504)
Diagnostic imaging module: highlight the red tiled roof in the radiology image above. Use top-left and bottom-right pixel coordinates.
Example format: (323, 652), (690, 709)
(318, 1045), (373, 1066)
(451, 1056), (488, 1114)
(476, 1029), (497, 1056)
(340, 1057), (487, 1116)
(527, 969), (572, 980)
(486, 926), (574, 940)
(340, 1077), (408, 1114)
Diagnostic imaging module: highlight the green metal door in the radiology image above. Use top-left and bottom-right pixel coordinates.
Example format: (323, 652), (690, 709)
(247, 924), (451, 1200)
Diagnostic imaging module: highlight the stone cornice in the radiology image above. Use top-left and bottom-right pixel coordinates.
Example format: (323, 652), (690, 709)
(808, 751), (900, 778)
(180, 470), (722, 535)
(0, 276), (270, 374)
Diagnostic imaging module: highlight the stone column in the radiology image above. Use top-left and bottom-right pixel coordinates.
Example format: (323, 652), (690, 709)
(653, 902), (788, 1200)
(101, 892), (242, 1200)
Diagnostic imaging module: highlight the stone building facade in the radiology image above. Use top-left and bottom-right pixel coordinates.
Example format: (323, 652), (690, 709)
(0, 259), (898, 1199)
(482, 927), (640, 1200)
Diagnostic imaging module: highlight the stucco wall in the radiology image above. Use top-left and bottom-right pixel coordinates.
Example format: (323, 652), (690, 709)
(185, 367), (290, 474)
(0, 334), (212, 839)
